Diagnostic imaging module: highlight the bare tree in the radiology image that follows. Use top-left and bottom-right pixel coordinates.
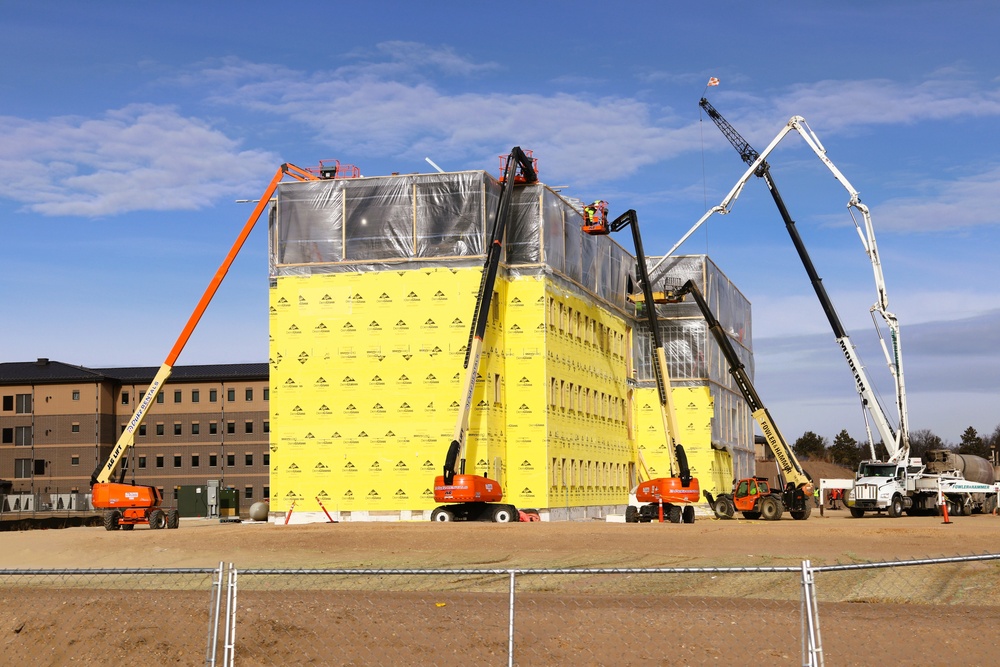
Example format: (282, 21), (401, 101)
(908, 428), (945, 460)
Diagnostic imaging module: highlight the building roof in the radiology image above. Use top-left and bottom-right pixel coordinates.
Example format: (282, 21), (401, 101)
(0, 359), (268, 385)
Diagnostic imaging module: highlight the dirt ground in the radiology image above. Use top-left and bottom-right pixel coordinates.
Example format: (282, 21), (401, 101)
(5, 510), (1000, 665)
(1, 507), (998, 570)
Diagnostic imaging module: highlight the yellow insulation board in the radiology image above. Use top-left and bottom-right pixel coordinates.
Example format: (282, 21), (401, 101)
(634, 385), (727, 496)
(269, 268), (498, 513)
(269, 268), (731, 514)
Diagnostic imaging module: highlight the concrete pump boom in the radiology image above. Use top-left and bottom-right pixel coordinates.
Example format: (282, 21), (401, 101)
(648, 100), (909, 462)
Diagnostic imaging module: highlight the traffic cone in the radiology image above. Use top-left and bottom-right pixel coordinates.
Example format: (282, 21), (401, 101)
(941, 500), (951, 525)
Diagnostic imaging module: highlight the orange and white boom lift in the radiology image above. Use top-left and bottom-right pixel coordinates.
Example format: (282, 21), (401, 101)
(431, 147), (537, 522)
(90, 162), (319, 531)
(583, 208), (700, 523)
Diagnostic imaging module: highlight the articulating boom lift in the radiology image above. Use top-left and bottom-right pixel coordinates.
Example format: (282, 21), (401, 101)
(584, 209), (700, 524)
(431, 147), (538, 522)
(90, 162), (319, 530)
(669, 279), (813, 520)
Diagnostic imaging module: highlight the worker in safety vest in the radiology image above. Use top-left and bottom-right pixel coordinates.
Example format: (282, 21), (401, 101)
(583, 200), (608, 230)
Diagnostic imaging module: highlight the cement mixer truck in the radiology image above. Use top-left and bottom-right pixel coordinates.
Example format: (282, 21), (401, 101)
(848, 449), (999, 517)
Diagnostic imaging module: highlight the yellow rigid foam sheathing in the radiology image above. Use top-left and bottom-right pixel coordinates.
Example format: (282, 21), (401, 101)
(270, 267), (493, 514)
(634, 385), (724, 495)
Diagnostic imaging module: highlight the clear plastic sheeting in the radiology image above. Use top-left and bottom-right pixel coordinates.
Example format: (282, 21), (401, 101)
(633, 255), (754, 457)
(270, 171), (498, 273)
(270, 173), (634, 315)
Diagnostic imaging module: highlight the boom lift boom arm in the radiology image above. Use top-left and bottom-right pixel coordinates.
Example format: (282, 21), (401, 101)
(607, 209), (691, 485)
(442, 147), (537, 486)
(91, 162), (318, 486)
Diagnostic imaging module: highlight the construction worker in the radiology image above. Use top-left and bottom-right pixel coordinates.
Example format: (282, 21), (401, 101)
(583, 200), (608, 232)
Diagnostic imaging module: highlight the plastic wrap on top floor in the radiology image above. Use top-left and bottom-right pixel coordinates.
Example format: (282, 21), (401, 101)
(270, 173), (635, 314)
(270, 171), (499, 273)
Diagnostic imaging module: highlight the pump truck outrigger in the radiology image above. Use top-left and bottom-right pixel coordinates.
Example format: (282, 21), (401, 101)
(666, 279), (814, 520)
(430, 147), (538, 523)
(90, 162), (320, 531)
(583, 208), (700, 524)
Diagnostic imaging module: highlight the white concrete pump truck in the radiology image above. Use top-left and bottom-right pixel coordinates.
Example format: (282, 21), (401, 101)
(655, 98), (999, 518)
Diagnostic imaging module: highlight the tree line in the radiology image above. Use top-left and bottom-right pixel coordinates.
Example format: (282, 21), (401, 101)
(791, 425), (1000, 470)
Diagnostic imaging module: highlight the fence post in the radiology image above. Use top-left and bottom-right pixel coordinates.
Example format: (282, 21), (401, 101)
(507, 571), (516, 667)
(206, 561), (225, 667)
(223, 563), (238, 667)
(800, 560), (824, 667)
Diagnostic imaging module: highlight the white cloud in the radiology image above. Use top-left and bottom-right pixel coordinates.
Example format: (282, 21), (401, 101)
(0, 104), (278, 217)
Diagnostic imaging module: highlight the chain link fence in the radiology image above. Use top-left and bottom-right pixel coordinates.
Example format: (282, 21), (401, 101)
(3, 555), (1000, 665)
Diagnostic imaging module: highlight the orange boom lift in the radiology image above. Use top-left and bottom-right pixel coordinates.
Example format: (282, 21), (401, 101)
(431, 147), (538, 522)
(90, 162), (320, 530)
(583, 208), (700, 523)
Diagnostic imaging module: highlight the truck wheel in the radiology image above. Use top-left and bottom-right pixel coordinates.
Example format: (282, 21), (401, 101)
(888, 496), (904, 518)
(849, 507), (865, 518)
(103, 510), (121, 531)
(682, 505), (695, 524)
(167, 509), (180, 529)
(148, 509), (166, 530)
(625, 505), (639, 523)
(667, 506), (682, 524)
(961, 500), (973, 517)
(760, 496), (782, 521)
(430, 507), (454, 522)
(492, 505), (515, 523)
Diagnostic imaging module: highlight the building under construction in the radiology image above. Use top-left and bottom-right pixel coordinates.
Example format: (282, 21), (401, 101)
(267, 161), (755, 521)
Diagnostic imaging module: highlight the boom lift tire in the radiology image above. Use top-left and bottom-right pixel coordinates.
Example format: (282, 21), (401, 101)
(148, 509), (166, 530)
(682, 505), (696, 524)
(492, 505), (516, 523)
(430, 508), (455, 522)
(667, 506), (682, 524)
(104, 510), (122, 531)
(759, 495), (782, 521)
(625, 505), (639, 523)
(167, 509), (180, 529)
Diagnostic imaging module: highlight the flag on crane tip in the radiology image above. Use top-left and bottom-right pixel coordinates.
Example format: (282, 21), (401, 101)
(707, 77), (720, 86)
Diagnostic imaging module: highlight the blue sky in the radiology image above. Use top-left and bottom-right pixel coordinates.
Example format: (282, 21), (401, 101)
(3, 2), (1000, 446)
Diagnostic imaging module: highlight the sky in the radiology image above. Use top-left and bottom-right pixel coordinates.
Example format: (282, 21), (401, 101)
(3, 1), (1000, 447)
